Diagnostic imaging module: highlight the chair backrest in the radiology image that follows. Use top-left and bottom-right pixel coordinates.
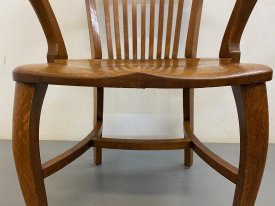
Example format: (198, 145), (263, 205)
(28, 0), (258, 63)
(86, 0), (203, 60)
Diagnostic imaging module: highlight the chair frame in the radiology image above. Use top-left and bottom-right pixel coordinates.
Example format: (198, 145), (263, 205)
(12, 0), (271, 205)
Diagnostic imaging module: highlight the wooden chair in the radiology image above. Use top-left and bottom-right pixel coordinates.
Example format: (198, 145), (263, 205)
(12, 0), (273, 205)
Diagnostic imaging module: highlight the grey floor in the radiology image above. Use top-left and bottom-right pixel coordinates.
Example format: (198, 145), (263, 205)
(0, 141), (274, 206)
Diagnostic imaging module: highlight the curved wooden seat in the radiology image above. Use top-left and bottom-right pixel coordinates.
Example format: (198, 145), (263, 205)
(13, 58), (272, 88)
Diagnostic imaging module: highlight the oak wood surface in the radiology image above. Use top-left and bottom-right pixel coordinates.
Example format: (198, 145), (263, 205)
(13, 58), (272, 88)
(232, 83), (269, 206)
(12, 0), (273, 205)
(13, 83), (48, 205)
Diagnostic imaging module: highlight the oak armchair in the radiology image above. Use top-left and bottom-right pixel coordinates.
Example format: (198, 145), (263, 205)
(12, 0), (273, 205)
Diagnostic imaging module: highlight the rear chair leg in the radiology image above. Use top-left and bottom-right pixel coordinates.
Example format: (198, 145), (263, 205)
(93, 87), (104, 165)
(232, 83), (269, 206)
(183, 88), (194, 167)
(13, 83), (48, 206)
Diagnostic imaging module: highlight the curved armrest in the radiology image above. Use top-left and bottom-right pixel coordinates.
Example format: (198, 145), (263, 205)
(29, 0), (68, 63)
(220, 0), (257, 62)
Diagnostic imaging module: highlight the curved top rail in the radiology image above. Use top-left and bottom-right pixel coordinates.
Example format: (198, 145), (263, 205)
(29, 0), (68, 63)
(220, 0), (258, 62)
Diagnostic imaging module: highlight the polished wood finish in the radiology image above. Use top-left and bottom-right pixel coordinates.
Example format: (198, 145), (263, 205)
(103, 0), (114, 59)
(172, 0), (185, 58)
(220, 0), (257, 62)
(185, 122), (238, 183)
(164, 0), (174, 59)
(122, 0), (129, 59)
(12, 0), (273, 205)
(13, 58), (272, 88)
(113, 0), (121, 59)
(141, 0), (146, 59)
(92, 137), (191, 150)
(232, 83), (269, 206)
(42, 122), (102, 177)
(156, 0), (165, 59)
(13, 83), (48, 205)
(183, 88), (194, 167)
(149, 0), (156, 59)
(185, 0), (203, 58)
(132, 0), (137, 59)
(86, 0), (102, 59)
(28, 0), (67, 62)
(93, 88), (104, 165)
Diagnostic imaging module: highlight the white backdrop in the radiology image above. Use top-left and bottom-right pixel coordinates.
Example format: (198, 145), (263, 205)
(0, 0), (274, 142)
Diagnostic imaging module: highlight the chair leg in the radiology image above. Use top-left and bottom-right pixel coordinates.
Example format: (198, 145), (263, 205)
(12, 83), (48, 206)
(93, 87), (104, 165)
(183, 88), (194, 167)
(232, 83), (269, 206)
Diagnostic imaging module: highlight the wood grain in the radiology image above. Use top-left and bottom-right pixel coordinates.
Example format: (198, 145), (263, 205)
(172, 0), (184, 58)
(122, 0), (129, 59)
(232, 83), (269, 205)
(113, 0), (121, 59)
(185, 122), (238, 183)
(220, 0), (257, 62)
(183, 88), (194, 167)
(185, 0), (203, 58)
(103, 0), (114, 59)
(156, 0), (165, 59)
(93, 88), (104, 165)
(13, 83), (48, 205)
(42, 122), (102, 177)
(29, 0), (67, 62)
(86, 0), (102, 59)
(164, 0), (174, 59)
(91, 137), (191, 150)
(13, 58), (272, 88)
(149, 0), (156, 59)
(141, 0), (146, 59)
(132, 0), (137, 59)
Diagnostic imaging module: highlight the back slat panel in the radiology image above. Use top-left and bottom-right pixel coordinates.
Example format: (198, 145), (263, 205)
(122, 0), (129, 59)
(141, 0), (147, 59)
(89, 0), (203, 60)
(156, 0), (165, 59)
(113, 0), (122, 59)
(164, 0), (174, 59)
(185, 0), (203, 58)
(132, 0), (138, 59)
(149, 0), (156, 59)
(86, 0), (102, 59)
(103, 0), (114, 59)
(172, 0), (184, 58)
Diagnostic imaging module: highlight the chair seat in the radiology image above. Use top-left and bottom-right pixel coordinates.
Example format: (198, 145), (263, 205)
(13, 58), (272, 88)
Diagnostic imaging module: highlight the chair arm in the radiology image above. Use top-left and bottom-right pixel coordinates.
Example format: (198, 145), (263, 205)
(29, 0), (68, 63)
(220, 0), (257, 62)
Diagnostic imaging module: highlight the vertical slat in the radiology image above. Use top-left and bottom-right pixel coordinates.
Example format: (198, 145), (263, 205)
(132, 0), (137, 59)
(86, 0), (102, 59)
(149, 0), (156, 59)
(156, 0), (165, 59)
(141, 0), (146, 59)
(164, 0), (174, 59)
(122, 0), (129, 59)
(185, 0), (203, 58)
(172, 0), (184, 58)
(103, 0), (114, 59)
(113, 0), (122, 59)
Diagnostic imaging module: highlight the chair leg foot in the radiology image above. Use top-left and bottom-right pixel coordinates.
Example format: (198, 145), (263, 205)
(93, 147), (102, 166)
(183, 88), (194, 167)
(184, 147), (193, 167)
(12, 83), (48, 206)
(232, 83), (269, 206)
